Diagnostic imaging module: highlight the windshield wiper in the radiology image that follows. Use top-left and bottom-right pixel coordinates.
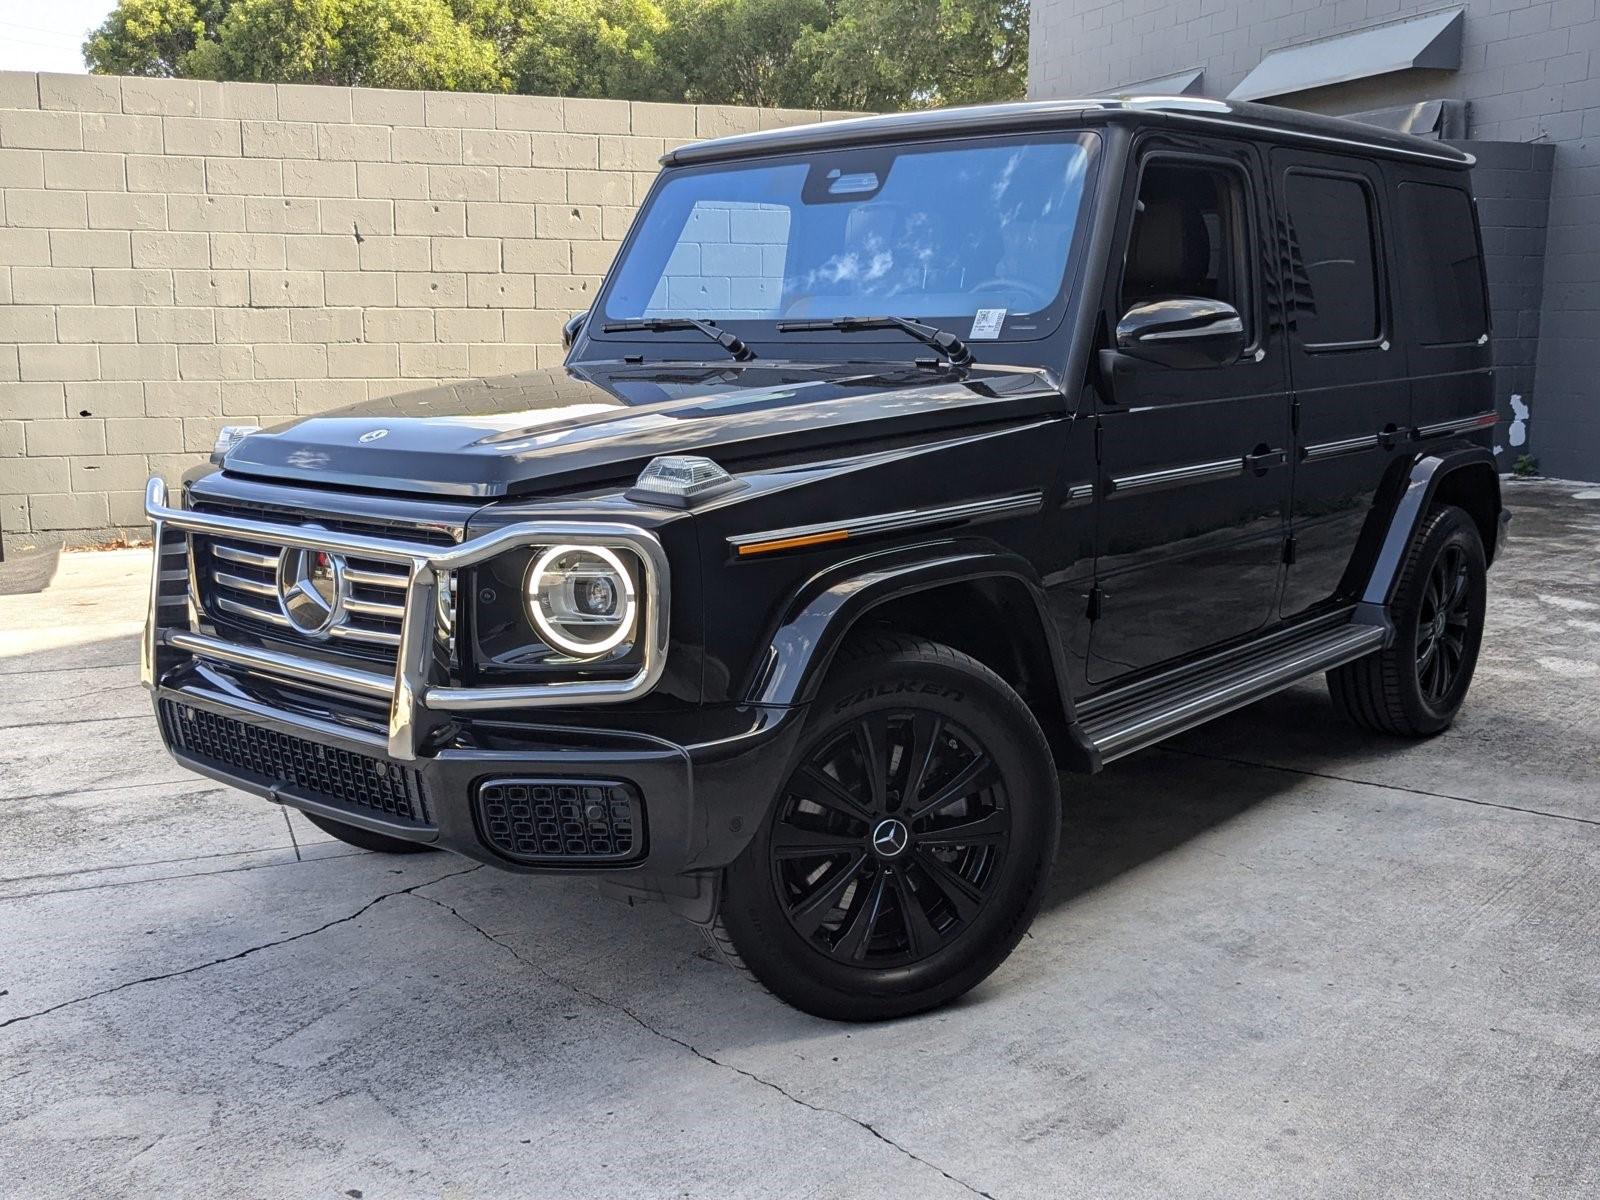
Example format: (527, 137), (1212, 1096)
(600, 317), (755, 361)
(776, 316), (973, 367)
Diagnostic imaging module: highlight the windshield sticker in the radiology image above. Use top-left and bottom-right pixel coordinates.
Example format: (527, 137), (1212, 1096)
(970, 308), (1007, 340)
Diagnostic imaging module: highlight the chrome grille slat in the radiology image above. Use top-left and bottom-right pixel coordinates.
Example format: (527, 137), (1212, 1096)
(331, 624), (402, 648)
(344, 596), (405, 619)
(217, 594), (292, 627)
(214, 569), (276, 598)
(344, 565), (407, 588)
(213, 543), (279, 569)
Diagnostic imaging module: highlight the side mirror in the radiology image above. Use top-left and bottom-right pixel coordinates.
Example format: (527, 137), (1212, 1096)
(561, 311), (589, 351)
(1115, 297), (1246, 369)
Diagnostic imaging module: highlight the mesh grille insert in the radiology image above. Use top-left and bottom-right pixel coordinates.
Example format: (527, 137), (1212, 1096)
(160, 700), (429, 826)
(477, 779), (643, 864)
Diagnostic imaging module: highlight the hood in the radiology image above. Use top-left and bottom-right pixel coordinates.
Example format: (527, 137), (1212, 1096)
(219, 362), (1063, 498)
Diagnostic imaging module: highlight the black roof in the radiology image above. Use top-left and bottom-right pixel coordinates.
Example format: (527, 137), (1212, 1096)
(662, 96), (1474, 170)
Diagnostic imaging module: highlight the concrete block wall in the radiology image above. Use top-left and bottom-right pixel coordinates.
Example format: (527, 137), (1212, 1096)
(0, 72), (850, 554)
(1462, 139), (1556, 460)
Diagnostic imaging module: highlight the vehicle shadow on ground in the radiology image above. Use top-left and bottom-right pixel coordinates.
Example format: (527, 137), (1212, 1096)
(1038, 697), (1357, 919)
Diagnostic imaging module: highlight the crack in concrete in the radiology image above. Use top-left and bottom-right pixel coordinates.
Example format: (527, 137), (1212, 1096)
(0, 713), (149, 730)
(0, 864), (482, 1032)
(414, 890), (998, 1200)
(0, 848), (369, 903)
(0, 777), (199, 805)
(1163, 747), (1600, 828)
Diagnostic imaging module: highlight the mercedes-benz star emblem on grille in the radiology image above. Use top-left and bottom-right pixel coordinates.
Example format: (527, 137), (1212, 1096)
(276, 547), (347, 638)
(359, 428), (389, 443)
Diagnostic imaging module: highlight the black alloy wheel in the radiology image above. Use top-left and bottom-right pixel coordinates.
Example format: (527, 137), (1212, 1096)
(715, 633), (1059, 1021)
(1328, 503), (1487, 737)
(770, 711), (1011, 968)
(1414, 541), (1473, 705)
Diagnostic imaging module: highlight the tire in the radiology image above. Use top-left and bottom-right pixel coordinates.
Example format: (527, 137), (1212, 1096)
(715, 632), (1061, 1021)
(300, 810), (438, 854)
(1328, 503), (1487, 737)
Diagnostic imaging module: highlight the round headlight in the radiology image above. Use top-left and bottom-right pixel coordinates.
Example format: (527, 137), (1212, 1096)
(526, 544), (638, 657)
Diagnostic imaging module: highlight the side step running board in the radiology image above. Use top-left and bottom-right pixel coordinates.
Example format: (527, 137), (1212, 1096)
(1079, 623), (1386, 763)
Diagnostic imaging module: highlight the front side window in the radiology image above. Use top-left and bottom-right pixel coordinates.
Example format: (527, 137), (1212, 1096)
(1283, 172), (1382, 347)
(1120, 158), (1251, 332)
(601, 133), (1099, 340)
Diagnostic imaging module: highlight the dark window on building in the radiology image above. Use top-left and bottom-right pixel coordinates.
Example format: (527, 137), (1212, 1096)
(1121, 159), (1251, 334)
(1397, 182), (1488, 345)
(1283, 172), (1381, 346)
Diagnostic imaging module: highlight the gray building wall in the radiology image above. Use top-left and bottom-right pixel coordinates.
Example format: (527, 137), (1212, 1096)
(1029, 0), (1600, 481)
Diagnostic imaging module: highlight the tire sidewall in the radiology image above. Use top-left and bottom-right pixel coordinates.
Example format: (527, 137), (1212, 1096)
(1395, 508), (1487, 732)
(721, 642), (1060, 1020)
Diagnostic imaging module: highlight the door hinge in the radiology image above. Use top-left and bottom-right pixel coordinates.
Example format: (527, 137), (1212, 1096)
(1086, 585), (1104, 621)
(1093, 419), (1104, 463)
(1291, 398), (1302, 436)
(1283, 535), (1297, 565)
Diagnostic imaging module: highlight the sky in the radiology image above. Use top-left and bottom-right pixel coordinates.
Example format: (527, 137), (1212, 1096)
(0, 0), (115, 75)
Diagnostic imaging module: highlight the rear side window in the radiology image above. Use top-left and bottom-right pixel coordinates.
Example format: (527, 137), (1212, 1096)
(1282, 172), (1382, 347)
(1397, 182), (1488, 345)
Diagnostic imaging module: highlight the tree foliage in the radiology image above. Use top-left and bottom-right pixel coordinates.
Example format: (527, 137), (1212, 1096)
(85, 0), (1028, 109)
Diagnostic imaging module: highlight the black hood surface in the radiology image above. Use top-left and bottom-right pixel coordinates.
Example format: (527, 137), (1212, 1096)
(219, 362), (1063, 498)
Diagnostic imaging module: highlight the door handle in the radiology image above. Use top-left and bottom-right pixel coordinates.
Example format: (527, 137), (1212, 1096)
(1244, 446), (1287, 475)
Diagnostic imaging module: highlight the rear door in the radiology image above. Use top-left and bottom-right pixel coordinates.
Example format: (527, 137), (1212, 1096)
(1087, 136), (1291, 685)
(1272, 150), (1409, 617)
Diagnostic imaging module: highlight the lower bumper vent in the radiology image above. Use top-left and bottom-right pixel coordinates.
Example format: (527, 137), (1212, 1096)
(476, 779), (643, 864)
(160, 700), (429, 826)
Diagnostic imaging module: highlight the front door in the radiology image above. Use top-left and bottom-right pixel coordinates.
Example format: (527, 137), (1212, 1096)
(1271, 149), (1409, 617)
(1087, 139), (1291, 685)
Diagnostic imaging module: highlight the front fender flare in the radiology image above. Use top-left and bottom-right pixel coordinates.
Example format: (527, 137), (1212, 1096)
(743, 539), (1098, 769)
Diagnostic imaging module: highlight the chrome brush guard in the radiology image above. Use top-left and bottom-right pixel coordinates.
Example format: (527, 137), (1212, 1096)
(141, 477), (670, 760)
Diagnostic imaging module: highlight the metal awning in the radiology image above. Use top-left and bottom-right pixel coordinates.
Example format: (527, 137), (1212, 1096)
(1112, 68), (1206, 96)
(1229, 9), (1464, 103)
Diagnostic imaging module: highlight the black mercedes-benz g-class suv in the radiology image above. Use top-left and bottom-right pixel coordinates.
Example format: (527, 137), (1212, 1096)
(143, 96), (1507, 1020)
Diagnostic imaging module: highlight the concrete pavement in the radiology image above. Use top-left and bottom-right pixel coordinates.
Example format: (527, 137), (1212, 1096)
(1, 478), (1596, 1198)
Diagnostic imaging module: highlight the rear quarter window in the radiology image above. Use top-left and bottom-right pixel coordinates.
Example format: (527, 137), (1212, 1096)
(1396, 182), (1488, 346)
(1282, 171), (1382, 348)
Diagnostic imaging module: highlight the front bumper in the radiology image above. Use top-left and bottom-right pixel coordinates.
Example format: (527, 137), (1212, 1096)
(151, 673), (804, 889)
(141, 477), (807, 891)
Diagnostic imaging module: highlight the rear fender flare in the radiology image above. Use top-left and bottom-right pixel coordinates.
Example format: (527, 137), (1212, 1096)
(1358, 445), (1502, 626)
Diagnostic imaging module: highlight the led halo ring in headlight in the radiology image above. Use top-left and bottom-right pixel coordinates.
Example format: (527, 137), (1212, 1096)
(525, 543), (640, 658)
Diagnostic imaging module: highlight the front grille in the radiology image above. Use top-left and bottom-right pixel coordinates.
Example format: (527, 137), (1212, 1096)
(205, 537), (409, 653)
(476, 778), (643, 864)
(160, 699), (429, 826)
(188, 499), (457, 671)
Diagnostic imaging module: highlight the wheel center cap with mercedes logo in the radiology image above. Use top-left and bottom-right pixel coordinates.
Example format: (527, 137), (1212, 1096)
(276, 546), (346, 637)
(870, 817), (911, 859)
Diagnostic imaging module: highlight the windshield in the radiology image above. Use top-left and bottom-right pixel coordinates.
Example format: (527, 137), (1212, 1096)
(600, 132), (1099, 343)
